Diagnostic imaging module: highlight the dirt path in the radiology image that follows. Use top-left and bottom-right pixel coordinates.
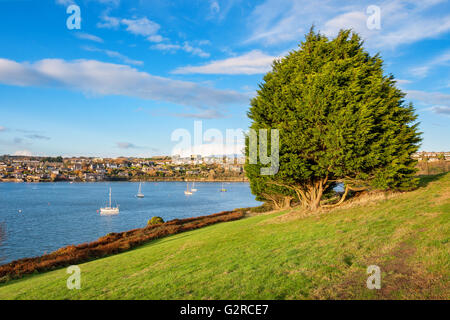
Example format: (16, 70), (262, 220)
(313, 239), (448, 299)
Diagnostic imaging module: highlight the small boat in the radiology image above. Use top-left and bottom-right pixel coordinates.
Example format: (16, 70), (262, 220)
(220, 182), (227, 192)
(184, 182), (193, 195)
(100, 188), (119, 215)
(136, 182), (144, 198)
(191, 181), (197, 192)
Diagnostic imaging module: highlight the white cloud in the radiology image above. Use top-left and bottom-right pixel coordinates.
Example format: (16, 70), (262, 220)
(410, 66), (430, 78)
(26, 134), (50, 140)
(378, 18), (450, 49)
(321, 11), (368, 38)
(181, 43), (210, 58)
(430, 106), (450, 115)
(98, 14), (208, 57)
(172, 50), (278, 75)
(148, 35), (165, 43)
(74, 32), (104, 43)
(173, 109), (228, 119)
(121, 17), (160, 37)
(57, 0), (120, 6)
(95, 0), (120, 5)
(0, 126), (6, 132)
(407, 90), (450, 116)
(245, 0), (450, 49)
(0, 58), (249, 110)
(407, 90), (450, 107)
(83, 46), (143, 66)
(55, 0), (74, 5)
(116, 142), (139, 149)
(210, 1), (220, 14)
(206, 0), (239, 21)
(98, 15), (163, 40)
(152, 43), (181, 52)
(195, 40), (211, 46)
(151, 42), (210, 58)
(396, 79), (413, 85)
(245, 0), (314, 45)
(97, 14), (120, 29)
(14, 150), (32, 156)
(410, 50), (450, 78)
(0, 59), (55, 86)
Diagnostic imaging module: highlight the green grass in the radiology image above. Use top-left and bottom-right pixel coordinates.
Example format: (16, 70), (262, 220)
(0, 173), (449, 300)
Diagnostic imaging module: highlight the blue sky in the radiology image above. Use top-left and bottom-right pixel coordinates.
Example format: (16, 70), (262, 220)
(0, 0), (449, 157)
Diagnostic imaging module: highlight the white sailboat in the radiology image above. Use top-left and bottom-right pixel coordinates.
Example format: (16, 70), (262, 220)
(136, 182), (144, 198)
(184, 182), (193, 195)
(220, 182), (227, 192)
(100, 187), (119, 215)
(191, 181), (197, 192)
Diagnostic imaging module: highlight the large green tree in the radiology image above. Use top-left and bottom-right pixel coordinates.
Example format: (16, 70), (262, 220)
(245, 28), (421, 211)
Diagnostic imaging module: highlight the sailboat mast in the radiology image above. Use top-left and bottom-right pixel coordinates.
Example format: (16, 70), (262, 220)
(109, 188), (112, 207)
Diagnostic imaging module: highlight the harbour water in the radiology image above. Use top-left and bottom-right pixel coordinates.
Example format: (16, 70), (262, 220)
(0, 182), (261, 264)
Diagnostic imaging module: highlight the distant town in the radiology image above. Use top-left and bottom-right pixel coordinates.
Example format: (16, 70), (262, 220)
(0, 152), (448, 183)
(411, 151), (450, 162)
(0, 154), (247, 183)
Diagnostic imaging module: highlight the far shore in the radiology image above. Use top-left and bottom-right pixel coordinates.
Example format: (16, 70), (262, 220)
(0, 177), (249, 183)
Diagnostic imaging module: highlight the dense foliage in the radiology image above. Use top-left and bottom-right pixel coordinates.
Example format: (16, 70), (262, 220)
(245, 28), (421, 211)
(41, 156), (63, 163)
(148, 216), (165, 225)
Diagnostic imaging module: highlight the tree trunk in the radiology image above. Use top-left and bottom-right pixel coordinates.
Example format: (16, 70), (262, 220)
(307, 179), (325, 211)
(282, 196), (293, 209)
(267, 178), (328, 212)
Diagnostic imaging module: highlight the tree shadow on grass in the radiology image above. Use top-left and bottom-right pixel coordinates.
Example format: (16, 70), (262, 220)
(417, 172), (448, 188)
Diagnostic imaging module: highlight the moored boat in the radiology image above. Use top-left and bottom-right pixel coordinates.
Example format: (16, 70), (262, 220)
(100, 187), (119, 215)
(136, 182), (144, 198)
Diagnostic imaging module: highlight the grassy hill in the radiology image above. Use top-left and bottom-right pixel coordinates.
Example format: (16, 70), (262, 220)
(0, 173), (448, 300)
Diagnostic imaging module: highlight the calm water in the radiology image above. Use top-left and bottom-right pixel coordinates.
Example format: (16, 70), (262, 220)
(0, 182), (261, 264)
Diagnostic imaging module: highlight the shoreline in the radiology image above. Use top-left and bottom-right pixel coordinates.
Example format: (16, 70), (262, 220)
(0, 207), (258, 281)
(0, 178), (249, 183)
(0, 179), (249, 184)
